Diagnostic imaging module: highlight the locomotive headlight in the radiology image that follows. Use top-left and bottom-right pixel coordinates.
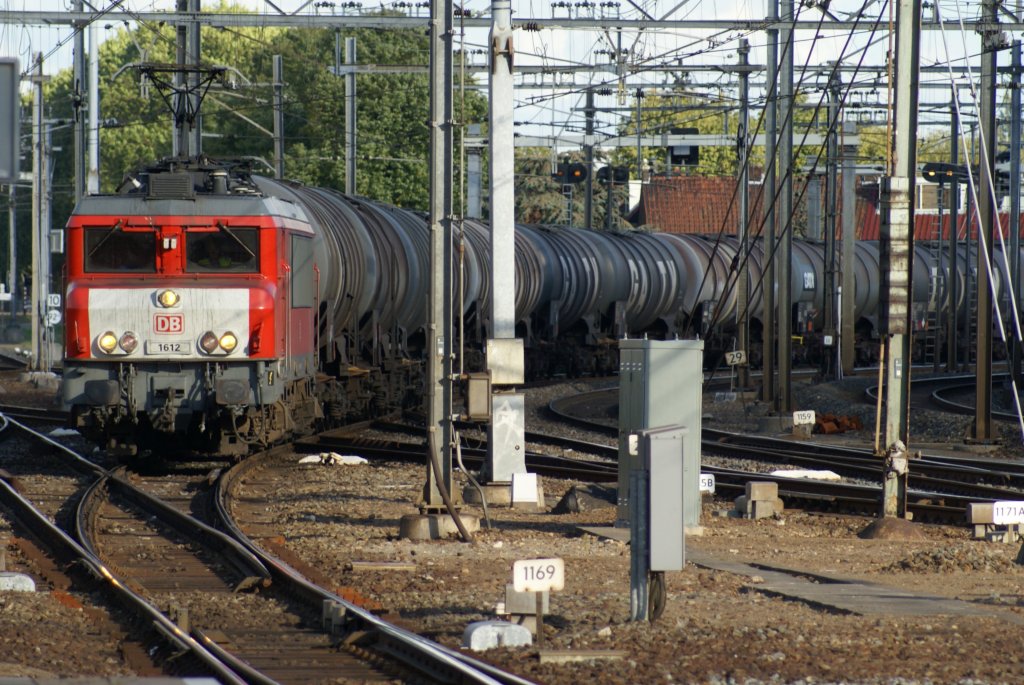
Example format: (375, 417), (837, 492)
(157, 289), (180, 308)
(199, 331), (219, 354)
(98, 331), (118, 354)
(219, 331), (238, 352)
(119, 331), (139, 354)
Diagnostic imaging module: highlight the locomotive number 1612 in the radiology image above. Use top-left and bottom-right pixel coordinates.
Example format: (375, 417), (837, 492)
(146, 340), (189, 355)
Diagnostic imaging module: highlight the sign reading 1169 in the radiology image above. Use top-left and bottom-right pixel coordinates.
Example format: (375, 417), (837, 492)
(512, 558), (565, 593)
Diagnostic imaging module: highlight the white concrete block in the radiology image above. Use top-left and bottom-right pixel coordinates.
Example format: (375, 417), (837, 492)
(297, 453), (368, 465)
(745, 481), (778, 501)
(0, 572), (35, 592)
(462, 620), (533, 651)
(511, 472), (539, 503)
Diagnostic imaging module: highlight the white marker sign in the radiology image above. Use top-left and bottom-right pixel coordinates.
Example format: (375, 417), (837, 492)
(993, 501), (1024, 525)
(699, 473), (716, 493)
(793, 410), (816, 426)
(513, 558), (565, 593)
(724, 350), (747, 366)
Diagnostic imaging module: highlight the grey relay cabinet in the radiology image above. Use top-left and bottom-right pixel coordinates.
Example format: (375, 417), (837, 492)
(617, 339), (704, 528)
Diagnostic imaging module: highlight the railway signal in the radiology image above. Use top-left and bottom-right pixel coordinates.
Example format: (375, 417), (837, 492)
(668, 126), (700, 167)
(552, 161), (588, 184)
(596, 165), (629, 184)
(921, 162), (970, 183)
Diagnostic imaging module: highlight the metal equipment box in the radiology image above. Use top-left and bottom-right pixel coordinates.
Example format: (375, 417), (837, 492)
(639, 425), (687, 571)
(617, 339), (703, 528)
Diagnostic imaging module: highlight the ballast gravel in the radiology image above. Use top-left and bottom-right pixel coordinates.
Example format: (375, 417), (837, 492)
(3, 371), (1024, 683)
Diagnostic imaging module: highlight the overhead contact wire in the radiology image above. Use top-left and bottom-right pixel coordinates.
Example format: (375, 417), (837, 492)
(699, 0), (886, 339)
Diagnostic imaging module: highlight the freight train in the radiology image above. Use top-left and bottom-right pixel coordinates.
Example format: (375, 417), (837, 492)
(60, 156), (1020, 456)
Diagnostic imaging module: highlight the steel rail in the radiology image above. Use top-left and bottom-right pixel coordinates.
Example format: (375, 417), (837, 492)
(69, 451), (411, 682)
(315, 417), (979, 523)
(550, 385), (1024, 479)
(544, 388), (1024, 523)
(74, 473), (273, 591)
(0, 404), (69, 423)
(0, 415), (251, 685)
(304, 430), (618, 481)
(215, 449), (535, 685)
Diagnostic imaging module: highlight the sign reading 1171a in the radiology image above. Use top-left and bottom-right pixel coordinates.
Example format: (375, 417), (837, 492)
(993, 501), (1024, 525)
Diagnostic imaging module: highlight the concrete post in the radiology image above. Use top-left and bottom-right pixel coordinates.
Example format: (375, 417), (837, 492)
(72, 0), (86, 202)
(973, 0), (998, 442)
(736, 39), (751, 390)
(273, 55), (284, 180)
(777, 0), (794, 414)
(761, 0), (778, 405)
(880, 0), (921, 517)
(344, 38), (356, 195)
(86, 22), (100, 194)
(424, 0), (455, 510)
(485, 0), (528, 489)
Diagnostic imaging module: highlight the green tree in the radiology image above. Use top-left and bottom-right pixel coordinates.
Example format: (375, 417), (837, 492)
(267, 24), (488, 209)
(3, 5), (495, 308)
(41, 5), (488, 216)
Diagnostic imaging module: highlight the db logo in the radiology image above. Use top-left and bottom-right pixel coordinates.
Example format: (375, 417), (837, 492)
(154, 314), (184, 334)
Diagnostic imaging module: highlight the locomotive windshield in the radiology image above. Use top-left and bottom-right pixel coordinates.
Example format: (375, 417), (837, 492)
(85, 226), (156, 273)
(186, 227), (259, 273)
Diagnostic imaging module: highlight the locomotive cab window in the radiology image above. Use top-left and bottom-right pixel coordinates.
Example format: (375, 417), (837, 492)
(186, 227), (259, 273)
(85, 227), (156, 273)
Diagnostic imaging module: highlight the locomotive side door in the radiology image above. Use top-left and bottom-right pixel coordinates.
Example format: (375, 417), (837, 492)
(287, 231), (317, 377)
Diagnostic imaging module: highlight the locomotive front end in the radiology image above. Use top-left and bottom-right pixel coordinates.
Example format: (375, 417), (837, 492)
(61, 161), (318, 456)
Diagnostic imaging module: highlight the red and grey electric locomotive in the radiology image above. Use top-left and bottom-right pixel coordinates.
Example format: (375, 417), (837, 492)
(62, 156), (424, 456)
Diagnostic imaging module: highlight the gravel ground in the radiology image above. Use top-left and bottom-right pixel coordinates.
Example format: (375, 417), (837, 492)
(0, 371), (136, 679)
(4, 370), (1024, 684)
(246, 376), (1024, 685)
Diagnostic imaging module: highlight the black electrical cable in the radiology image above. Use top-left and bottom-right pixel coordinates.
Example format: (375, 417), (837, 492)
(426, 426), (475, 544)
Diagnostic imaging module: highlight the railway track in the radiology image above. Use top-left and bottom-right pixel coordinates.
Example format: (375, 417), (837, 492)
(0, 416), (246, 681)
(0, 414), (531, 684)
(544, 387), (1024, 524)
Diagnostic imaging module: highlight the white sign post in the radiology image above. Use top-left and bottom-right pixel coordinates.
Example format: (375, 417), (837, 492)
(792, 410), (816, 426)
(512, 558), (564, 649)
(993, 501), (1024, 525)
(725, 350), (746, 393)
(724, 350), (746, 366)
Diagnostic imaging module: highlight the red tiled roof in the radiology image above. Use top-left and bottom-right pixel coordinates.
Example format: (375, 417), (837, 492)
(633, 176), (766, 235)
(635, 174), (1024, 241)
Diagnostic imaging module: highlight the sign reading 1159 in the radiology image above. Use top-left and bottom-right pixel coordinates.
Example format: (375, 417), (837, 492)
(512, 558), (565, 593)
